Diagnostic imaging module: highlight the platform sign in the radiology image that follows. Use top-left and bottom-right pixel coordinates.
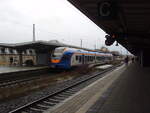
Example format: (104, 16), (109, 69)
(97, 1), (117, 20)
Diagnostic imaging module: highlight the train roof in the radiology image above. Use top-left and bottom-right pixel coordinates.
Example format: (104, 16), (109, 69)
(56, 47), (112, 56)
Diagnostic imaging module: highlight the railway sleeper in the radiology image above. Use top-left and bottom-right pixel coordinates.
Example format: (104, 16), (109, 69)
(60, 92), (73, 96)
(37, 104), (51, 109)
(64, 90), (76, 94)
(67, 89), (79, 92)
(40, 102), (55, 107)
(48, 98), (60, 103)
(34, 105), (47, 110)
(56, 94), (70, 98)
(51, 96), (65, 100)
(55, 94), (68, 98)
(43, 101), (56, 106)
(30, 107), (45, 112)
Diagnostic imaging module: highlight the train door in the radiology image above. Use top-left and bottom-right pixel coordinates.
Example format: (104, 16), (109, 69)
(82, 55), (84, 64)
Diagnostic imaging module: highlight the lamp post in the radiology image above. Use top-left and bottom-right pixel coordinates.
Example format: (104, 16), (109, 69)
(80, 39), (83, 48)
(33, 24), (35, 42)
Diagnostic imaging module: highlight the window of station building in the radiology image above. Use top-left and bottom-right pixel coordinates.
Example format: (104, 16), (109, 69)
(5, 48), (9, 54)
(0, 48), (2, 54)
(29, 50), (33, 55)
(9, 49), (13, 54)
(1, 48), (5, 54)
(23, 50), (27, 55)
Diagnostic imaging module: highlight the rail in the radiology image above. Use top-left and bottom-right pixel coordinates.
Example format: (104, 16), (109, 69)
(9, 63), (123, 113)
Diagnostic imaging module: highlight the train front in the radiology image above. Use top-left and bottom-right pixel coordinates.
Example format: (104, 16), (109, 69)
(50, 47), (71, 69)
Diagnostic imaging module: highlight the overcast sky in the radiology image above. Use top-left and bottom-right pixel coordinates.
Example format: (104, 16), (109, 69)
(0, 0), (127, 54)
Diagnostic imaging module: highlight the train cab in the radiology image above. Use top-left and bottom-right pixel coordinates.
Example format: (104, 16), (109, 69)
(51, 47), (72, 69)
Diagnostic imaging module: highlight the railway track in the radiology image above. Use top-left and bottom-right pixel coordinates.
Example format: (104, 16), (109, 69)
(9, 64), (122, 113)
(0, 68), (62, 88)
(0, 64), (101, 88)
(0, 75), (47, 88)
(0, 67), (49, 82)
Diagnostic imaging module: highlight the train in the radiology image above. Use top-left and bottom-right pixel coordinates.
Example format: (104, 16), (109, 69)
(50, 47), (113, 69)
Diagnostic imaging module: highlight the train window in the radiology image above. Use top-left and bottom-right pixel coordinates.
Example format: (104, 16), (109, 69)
(86, 56), (88, 61)
(79, 56), (82, 62)
(52, 47), (65, 58)
(53, 52), (63, 58)
(54, 48), (65, 53)
(76, 56), (79, 61)
(90, 56), (92, 61)
(96, 56), (103, 61)
(91, 56), (93, 61)
(85, 56), (87, 62)
(62, 54), (69, 60)
(88, 56), (90, 61)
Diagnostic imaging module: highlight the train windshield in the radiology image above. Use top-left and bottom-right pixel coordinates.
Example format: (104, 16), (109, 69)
(52, 47), (66, 59)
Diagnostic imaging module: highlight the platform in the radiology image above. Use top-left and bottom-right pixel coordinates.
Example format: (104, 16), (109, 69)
(86, 62), (150, 113)
(0, 66), (48, 74)
(45, 63), (150, 113)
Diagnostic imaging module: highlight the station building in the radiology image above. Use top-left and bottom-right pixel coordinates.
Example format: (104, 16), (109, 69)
(0, 48), (36, 66)
(0, 40), (105, 66)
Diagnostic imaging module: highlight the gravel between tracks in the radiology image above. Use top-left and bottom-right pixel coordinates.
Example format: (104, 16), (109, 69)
(0, 70), (100, 113)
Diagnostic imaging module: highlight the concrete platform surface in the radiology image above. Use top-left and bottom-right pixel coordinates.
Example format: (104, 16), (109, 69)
(0, 66), (48, 74)
(87, 63), (150, 113)
(45, 64), (126, 113)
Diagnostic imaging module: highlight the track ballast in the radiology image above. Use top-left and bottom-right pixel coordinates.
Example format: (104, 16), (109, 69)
(9, 64), (122, 113)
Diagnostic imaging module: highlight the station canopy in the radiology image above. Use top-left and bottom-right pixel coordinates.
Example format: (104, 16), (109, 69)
(0, 40), (96, 52)
(68, 0), (150, 55)
(0, 40), (65, 52)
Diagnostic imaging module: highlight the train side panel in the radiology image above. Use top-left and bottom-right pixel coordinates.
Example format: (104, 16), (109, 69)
(70, 54), (82, 66)
(50, 47), (114, 69)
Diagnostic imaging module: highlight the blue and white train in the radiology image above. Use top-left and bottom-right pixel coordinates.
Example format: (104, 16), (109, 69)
(50, 47), (113, 69)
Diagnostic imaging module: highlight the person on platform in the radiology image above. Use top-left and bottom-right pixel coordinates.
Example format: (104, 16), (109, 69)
(9, 57), (13, 66)
(124, 56), (129, 65)
(132, 57), (134, 63)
